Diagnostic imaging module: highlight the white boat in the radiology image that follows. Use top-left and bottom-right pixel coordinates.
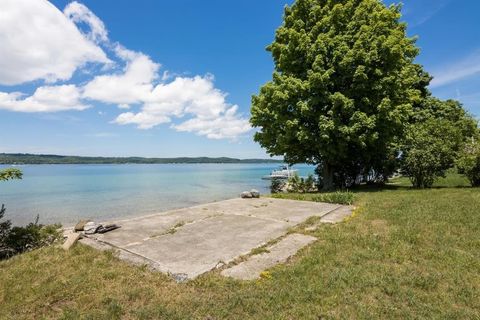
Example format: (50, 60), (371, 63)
(262, 165), (298, 180)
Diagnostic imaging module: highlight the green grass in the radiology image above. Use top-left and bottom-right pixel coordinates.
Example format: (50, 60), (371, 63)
(1, 175), (479, 319)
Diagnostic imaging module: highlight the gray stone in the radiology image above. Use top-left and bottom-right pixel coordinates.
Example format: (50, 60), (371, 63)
(172, 273), (189, 283)
(241, 191), (253, 198)
(250, 189), (260, 198)
(221, 233), (317, 280)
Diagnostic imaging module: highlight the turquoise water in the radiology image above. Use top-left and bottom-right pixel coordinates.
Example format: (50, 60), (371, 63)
(0, 164), (314, 225)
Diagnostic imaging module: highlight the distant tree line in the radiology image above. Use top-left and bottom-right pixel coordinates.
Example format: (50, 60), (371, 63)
(0, 154), (283, 165)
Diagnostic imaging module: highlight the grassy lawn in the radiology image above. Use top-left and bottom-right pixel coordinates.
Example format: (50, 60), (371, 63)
(1, 174), (479, 319)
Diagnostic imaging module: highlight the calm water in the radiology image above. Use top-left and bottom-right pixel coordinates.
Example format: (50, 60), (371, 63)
(0, 164), (314, 226)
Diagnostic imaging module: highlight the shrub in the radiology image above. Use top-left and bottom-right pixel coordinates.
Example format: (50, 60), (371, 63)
(271, 191), (355, 205)
(311, 191), (355, 205)
(401, 119), (461, 188)
(0, 204), (13, 258)
(287, 173), (302, 193)
(287, 173), (317, 193)
(270, 178), (286, 194)
(0, 205), (62, 260)
(304, 174), (316, 193)
(457, 140), (480, 187)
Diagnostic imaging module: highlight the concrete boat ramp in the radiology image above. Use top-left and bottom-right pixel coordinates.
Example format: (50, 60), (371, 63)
(80, 198), (352, 281)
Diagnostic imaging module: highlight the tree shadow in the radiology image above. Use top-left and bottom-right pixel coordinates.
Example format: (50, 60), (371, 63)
(345, 183), (473, 193)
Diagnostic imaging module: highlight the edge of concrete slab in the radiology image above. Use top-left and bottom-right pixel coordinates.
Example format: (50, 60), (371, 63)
(221, 233), (317, 280)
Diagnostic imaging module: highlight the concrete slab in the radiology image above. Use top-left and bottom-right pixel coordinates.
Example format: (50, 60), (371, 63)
(226, 198), (341, 225)
(320, 205), (355, 224)
(126, 214), (288, 278)
(83, 198), (344, 279)
(304, 206), (355, 231)
(221, 233), (317, 280)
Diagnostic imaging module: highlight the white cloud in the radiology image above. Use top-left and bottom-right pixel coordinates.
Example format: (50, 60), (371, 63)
(64, 1), (108, 43)
(114, 112), (171, 129)
(0, 0), (251, 140)
(113, 75), (251, 138)
(0, 85), (88, 112)
(430, 51), (480, 88)
(173, 106), (251, 140)
(82, 46), (160, 105)
(0, 0), (109, 85)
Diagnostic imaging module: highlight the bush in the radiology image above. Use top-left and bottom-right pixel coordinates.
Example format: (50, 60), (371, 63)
(310, 191), (355, 205)
(0, 205), (62, 260)
(457, 140), (480, 187)
(272, 191), (355, 205)
(287, 173), (302, 193)
(287, 173), (317, 193)
(270, 178), (286, 194)
(401, 119), (461, 188)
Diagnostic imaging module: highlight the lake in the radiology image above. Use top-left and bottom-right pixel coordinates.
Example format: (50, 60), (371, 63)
(0, 164), (314, 226)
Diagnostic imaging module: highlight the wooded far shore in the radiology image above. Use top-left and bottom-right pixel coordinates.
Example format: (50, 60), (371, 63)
(0, 153), (283, 165)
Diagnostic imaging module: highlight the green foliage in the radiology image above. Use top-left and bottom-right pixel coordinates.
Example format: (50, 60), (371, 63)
(0, 153), (281, 164)
(270, 178), (286, 194)
(251, 0), (428, 189)
(287, 173), (317, 193)
(0, 206), (62, 260)
(0, 205), (13, 257)
(304, 174), (316, 192)
(0, 168), (22, 181)
(310, 190), (355, 205)
(401, 97), (478, 188)
(457, 139), (480, 187)
(5, 216), (62, 257)
(287, 173), (302, 192)
(0, 168), (61, 260)
(272, 190), (355, 205)
(412, 98), (478, 139)
(401, 119), (461, 188)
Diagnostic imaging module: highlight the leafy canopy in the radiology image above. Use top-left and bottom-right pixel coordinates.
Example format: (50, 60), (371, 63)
(401, 98), (479, 188)
(0, 168), (23, 181)
(251, 0), (428, 188)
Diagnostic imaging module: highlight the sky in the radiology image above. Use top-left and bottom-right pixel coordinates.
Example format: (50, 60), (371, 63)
(0, 0), (479, 158)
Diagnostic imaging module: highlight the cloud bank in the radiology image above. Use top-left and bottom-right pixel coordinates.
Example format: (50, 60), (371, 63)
(0, 0), (251, 140)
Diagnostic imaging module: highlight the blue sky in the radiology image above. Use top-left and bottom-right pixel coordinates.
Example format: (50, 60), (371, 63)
(0, 0), (479, 158)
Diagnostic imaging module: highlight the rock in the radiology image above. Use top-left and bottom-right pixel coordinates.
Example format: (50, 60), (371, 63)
(84, 221), (100, 234)
(241, 191), (253, 198)
(172, 273), (189, 283)
(250, 189), (260, 198)
(74, 219), (91, 232)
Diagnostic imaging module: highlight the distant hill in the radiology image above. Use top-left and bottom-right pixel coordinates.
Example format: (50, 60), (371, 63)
(0, 153), (283, 165)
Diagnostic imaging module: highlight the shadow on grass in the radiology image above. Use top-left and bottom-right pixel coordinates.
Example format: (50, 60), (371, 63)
(334, 183), (473, 194)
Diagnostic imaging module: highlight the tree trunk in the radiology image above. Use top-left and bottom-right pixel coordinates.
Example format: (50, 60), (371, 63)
(322, 163), (334, 191)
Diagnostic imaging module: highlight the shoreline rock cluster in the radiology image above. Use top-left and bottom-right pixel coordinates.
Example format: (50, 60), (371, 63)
(241, 189), (260, 199)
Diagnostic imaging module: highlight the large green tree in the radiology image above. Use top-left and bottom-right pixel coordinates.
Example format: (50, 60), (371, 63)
(251, 0), (429, 189)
